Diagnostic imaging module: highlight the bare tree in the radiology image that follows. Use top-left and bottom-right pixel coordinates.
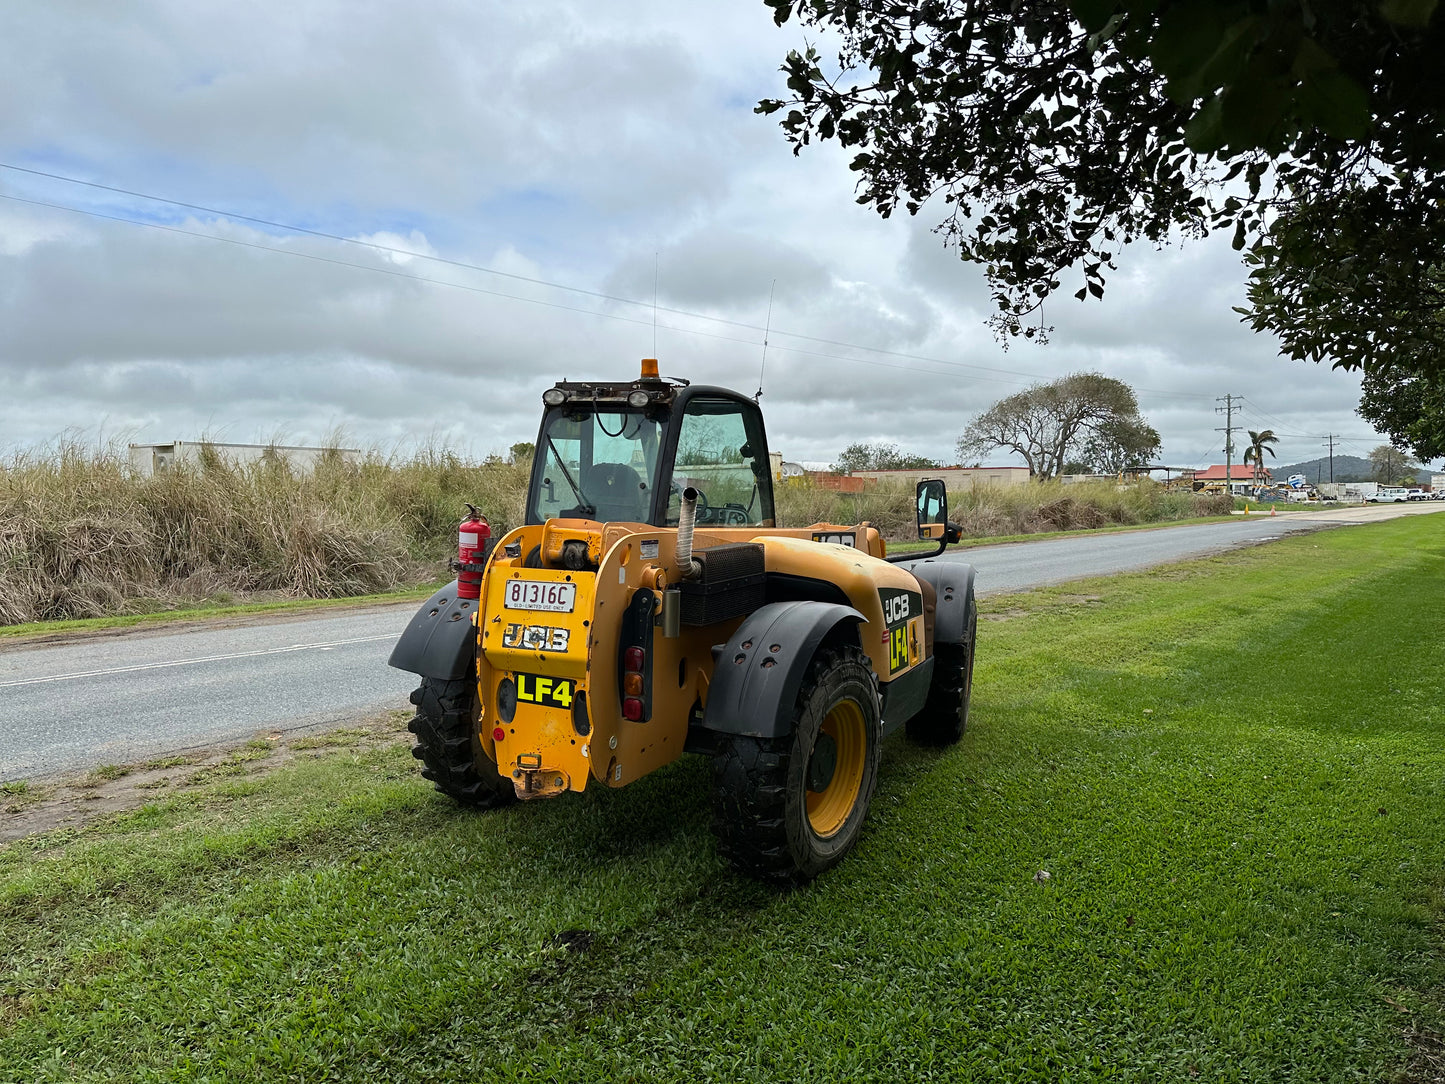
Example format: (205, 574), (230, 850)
(958, 373), (1150, 480)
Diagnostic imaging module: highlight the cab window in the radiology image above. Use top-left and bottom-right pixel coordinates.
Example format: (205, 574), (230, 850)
(530, 407), (662, 523)
(666, 398), (774, 527)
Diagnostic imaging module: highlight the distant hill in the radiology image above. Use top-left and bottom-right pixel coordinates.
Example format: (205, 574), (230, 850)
(1273, 454), (1433, 485)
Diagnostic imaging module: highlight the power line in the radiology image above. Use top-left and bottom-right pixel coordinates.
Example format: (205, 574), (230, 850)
(7, 177), (1376, 467)
(0, 160), (1224, 399)
(0, 191), (1047, 389)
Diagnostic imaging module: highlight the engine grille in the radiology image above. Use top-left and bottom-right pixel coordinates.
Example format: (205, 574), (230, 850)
(677, 543), (766, 626)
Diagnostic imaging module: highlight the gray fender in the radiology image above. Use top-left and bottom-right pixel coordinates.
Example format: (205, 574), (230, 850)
(387, 580), (480, 681)
(699, 601), (865, 740)
(908, 560), (977, 646)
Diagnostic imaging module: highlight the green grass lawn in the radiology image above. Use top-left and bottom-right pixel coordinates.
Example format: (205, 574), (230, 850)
(2, 518), (1443, 1081)
(0, 582), (447, 642)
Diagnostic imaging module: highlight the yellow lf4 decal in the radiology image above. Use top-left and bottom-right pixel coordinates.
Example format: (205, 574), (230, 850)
(888, 625), (909, 673)
(514, 672), (576, 709)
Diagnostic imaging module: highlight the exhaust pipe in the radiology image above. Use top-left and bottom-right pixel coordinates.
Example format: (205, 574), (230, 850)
(676, 486), (701, 579)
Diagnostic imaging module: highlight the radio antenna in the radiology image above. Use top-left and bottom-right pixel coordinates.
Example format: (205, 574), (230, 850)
(652, 251), (659, 357)
(756, 278), (776, 402)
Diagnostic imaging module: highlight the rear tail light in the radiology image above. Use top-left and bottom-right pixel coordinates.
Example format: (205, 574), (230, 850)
(622, 647), (646, 715)
(618, 590), (654, 722)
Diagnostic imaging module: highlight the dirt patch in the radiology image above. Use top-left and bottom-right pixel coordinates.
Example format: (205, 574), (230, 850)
(982, 608), (1031, 622)
(1400, 1023), (1445, 1083)
(0, 709), (414, 844)
(981, 595), (1103, 622)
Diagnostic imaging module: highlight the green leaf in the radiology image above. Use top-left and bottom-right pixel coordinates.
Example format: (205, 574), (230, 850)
(1183, 94), (1226, 153)
(1379, 0), (1438, 27)
(1290, 37), (1338, 79)
(1218, 69), (1291, 152)
(1068, 0), (1123, 34)
(1152, 0), (1227, 89)
(1086, 14), (1126, 55)
(1298, 69), (1372, 141)
(765, 0), (795, 27)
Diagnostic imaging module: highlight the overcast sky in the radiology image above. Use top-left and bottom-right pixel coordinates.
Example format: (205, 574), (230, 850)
(0, 0), (1413, 473)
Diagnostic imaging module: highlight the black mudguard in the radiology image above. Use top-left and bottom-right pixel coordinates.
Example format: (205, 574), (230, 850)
(698, 601), (865, 740)
(907, 560), (977, 646)
(387, 580), (480, 681)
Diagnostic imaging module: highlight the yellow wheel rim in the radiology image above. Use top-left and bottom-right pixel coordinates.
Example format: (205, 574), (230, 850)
(805, 698), (868, 839)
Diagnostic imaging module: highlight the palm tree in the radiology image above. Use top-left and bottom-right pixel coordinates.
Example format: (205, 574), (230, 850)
(1243, 429), (1279, 488)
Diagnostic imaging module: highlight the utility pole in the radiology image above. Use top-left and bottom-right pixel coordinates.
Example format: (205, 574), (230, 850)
(1323, 434), (1338, 482)
(1216, 394), (1241, 494)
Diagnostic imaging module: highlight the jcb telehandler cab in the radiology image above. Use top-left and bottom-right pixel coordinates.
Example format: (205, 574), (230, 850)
(390, 360), (977, 882)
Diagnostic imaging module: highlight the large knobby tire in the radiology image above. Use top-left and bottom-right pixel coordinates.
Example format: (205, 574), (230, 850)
(709, 644), (882, 884)
(907, 592), (977, 746)
(407, 676), (516, 809)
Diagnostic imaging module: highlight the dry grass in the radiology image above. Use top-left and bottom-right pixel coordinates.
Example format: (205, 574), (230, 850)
(0, 440), (531, 624)
(2, 443), (1228, 626)
(775, 478), (1232, 538)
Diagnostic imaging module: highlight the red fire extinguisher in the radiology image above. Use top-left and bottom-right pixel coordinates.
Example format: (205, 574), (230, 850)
(453, 503), (491, 600)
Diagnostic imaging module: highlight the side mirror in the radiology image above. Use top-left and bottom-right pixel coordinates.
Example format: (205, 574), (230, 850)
(916, 478), (948, 541)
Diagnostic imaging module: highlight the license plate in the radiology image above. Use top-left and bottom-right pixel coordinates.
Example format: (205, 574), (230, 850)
(504, 580), (576, 613)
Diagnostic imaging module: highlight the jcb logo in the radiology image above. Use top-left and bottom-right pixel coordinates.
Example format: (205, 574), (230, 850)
(503, 623), (570, 652)
(878, 588), (921, 629)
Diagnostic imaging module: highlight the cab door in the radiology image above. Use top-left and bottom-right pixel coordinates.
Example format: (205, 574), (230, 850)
(661, 394), (776, 528)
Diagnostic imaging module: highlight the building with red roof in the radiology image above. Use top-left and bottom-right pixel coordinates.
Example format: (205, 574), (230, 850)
(1193, 464), (1271, 490)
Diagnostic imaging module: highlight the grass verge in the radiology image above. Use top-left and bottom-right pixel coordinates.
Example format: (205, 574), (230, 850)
(885, 512), (1239, 555)
(2, 518), (1443, 1081)
(0, 581), (444, 642)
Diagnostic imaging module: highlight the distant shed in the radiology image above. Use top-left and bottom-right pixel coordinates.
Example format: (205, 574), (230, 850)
(127, 441), (361, 477)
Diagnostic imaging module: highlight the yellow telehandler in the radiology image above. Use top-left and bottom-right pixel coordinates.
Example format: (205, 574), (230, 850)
(390, 360), (977, 882)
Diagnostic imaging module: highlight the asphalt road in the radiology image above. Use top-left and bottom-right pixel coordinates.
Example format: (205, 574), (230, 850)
(936, 501), (1445, 591)
(3, 501), (1439, 780)
(0, 609), (418, 780)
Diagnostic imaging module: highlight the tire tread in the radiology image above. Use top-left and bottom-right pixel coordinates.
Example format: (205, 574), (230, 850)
(407, 676), (515, 810)
(709, 644), (880, 884)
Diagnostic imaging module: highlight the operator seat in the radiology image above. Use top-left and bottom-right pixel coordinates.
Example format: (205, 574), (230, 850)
(581, 463), (647, 522)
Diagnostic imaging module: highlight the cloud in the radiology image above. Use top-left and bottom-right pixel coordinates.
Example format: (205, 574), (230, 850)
(0, 0), (1411, 471)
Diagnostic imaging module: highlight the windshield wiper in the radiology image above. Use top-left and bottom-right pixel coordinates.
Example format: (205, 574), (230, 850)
(545, 436), (594, 515)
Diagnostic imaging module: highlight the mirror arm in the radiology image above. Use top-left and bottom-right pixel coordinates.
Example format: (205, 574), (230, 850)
(886, 538), (947, 563)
